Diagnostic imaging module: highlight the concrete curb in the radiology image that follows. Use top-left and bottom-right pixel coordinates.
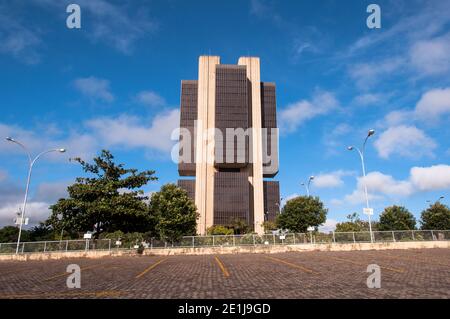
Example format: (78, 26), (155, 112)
(1, 241), (449, 261)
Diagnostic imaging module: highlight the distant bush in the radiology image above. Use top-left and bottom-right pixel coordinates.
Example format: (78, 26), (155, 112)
(207, 225), (234, 235)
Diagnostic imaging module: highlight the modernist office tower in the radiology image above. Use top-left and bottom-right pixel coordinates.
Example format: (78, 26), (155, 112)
(178, 56), (279, 235)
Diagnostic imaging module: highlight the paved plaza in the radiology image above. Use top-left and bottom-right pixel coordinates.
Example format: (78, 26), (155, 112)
(0, 248), (449, 299)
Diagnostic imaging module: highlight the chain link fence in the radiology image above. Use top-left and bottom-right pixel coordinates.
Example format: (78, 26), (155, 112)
(0, 230), (449, 254)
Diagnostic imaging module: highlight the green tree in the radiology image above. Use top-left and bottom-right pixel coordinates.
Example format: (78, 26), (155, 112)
(0, 226), (30, 243)
(47, 150), (157, 237)
(207, 225), (234, 235)
(276, 196), (327, 233)
(420, 202), (450, 230)
(28, 223), (55, 241)
(149, 184), (198, 242)
(262, 221), (277, 233)
(378, 205), (416, 231)
(228, 218), (250, 235)
(335, 213), (372, 232)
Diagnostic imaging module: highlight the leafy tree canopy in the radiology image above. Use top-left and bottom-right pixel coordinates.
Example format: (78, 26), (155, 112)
(46, 150), (157, 237)
(276, 196), (327, 233)
(420, 202), (450, 230)
(378, 205), (416, 231)
(335, 213), (375, 232)
(207, 225), (234, 235)
(149, 183), (198, 242)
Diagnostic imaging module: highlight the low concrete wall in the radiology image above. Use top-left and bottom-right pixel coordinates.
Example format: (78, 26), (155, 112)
(1, 241), (449, 261)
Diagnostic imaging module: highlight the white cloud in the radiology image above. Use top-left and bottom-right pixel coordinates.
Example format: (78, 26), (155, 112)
(313, 170), (354, 188)
(86, 109), (179, 152)
(135, 91), (166, 107)
(374, 125), (437, 159)
(410, 165), (450, 191)
(319, 219), (337, 233)
(362, 172), (414, 197)
(0, 8), (41, 64)
(348, 57), (404, 89)
(31, 0), (157, 54)
(73, 76), (115, 103)
(337, 165), (450, 206)
(415, 87), (450, 121)
(0, 201), (51, 227)
(352, 93), (383, 106)
(410, 33), (450, 76)
(35, 181), (70, 203)
(280, 91), (339, 133)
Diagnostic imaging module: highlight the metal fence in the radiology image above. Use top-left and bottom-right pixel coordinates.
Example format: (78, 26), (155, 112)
(0, 230), (449, 254)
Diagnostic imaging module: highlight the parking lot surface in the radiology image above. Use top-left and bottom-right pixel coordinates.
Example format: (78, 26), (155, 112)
(0, 248), (449, 299)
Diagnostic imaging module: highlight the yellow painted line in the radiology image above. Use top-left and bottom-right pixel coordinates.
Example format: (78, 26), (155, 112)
(265, 256), (319, 275)
(376, 253), (449, 268)
(135, 257), (168, 279)
(331, 256), (404, 273)
(0, 290), (123, 299)
(43, 263), (104, 281)
(214, 256), (230, 278)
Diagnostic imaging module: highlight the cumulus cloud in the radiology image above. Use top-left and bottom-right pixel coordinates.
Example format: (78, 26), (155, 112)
(0, 201), (51, 227)
(135, 91), (166, 107)
(86, 109), (179, 152)
(313, 170), (354, 188)
(352, 93), (384, 106)
(374, 125), (437, 159)
(337, 165), (450, 205)
(319, 219), (337, 233)
(415, 87), (450, 121)
(0, 170), (7, 182)
(410, 165), (450, 191)
(279, 91), (339, 134)
(73, 76), (115, 103)
(410, 33), (450, 76)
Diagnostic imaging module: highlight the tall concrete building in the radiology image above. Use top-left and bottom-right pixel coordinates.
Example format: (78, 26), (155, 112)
(178, 56), (280, 235)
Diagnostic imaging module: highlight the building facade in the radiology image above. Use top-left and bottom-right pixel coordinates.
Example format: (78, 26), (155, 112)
(178, 56), (280, 235)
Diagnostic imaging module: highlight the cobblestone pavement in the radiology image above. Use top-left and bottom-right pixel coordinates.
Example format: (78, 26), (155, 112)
(0, 248), (449, 299)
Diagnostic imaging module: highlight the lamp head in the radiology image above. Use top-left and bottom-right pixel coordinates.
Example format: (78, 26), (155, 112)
(59, 148), (66, 153)
(6, 137), (13, 142)
(347, 146), (354, 151)
(309, 175), (315, 180)
(368, 129), (375, 137)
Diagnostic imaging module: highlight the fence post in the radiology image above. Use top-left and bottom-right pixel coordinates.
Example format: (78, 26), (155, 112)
(212, 236), (215, 247)
(293, 233), (296, 245)
(85, 239), (88, 252)
(108, 239), (111, 251)
(192, 236), (195, 248)
(431, 230), (435, 241)
(352, 232), (356, 244)
(233, 235), (235, 246)
(252, 234), (256, 246)
(392, 231), (396, 242)
(44, 241), (47, 253)
(332, 231), (336, 243)
(65, 240), (68, 252)
(151, 238), (153, 250)
(411, 230), (415, 241)
(22, 243), (25, 253)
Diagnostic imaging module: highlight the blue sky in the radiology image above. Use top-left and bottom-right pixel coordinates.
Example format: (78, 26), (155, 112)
(0, 0), (449, 230)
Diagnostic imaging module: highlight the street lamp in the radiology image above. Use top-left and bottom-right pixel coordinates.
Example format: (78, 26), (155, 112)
(301, 176), (314, 196)
(5, 137), (66, 254)
(426, 196), (445, 204)
(347, 129), (375, 243)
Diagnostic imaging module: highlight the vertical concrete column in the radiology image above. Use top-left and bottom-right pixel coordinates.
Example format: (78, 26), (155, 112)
(195, 56), (220, 235)
(238, 57), (265, 234)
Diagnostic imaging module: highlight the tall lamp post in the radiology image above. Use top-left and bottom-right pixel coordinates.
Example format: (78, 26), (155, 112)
(347, 129), (375, 243)
(301, 176), (314, 196)
(426, 196), (444, 204)
(5, 137), (66, 254)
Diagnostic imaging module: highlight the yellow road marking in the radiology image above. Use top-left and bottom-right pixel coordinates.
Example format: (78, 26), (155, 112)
(43, 263), (104, 281)
(331, 256), (404, 273)
(265, 256), (319, 275)
(0, 290), (122, 299)
(214, 256), (230, 278)
(135, 257), (168, 279)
